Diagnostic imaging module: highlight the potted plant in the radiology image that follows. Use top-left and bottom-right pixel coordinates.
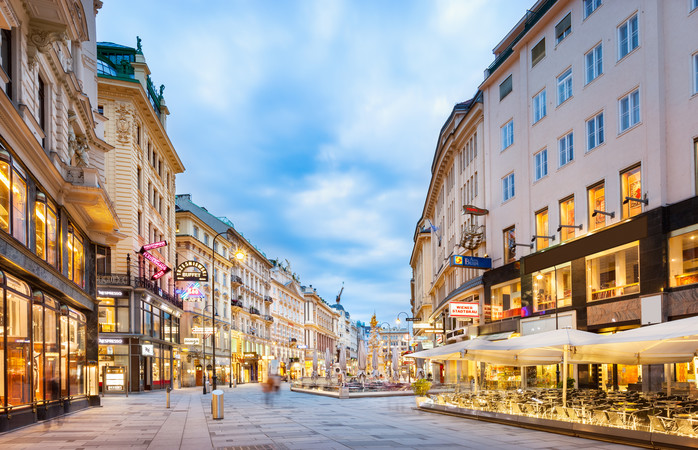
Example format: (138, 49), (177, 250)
(411, 378), (432, 406)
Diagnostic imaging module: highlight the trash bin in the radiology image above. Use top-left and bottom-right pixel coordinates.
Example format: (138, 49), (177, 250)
(211, 389), (224, 420)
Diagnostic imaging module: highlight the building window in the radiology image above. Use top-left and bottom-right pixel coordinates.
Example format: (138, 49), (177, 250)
(559, 196), (576, 241)
(618, 14), (639, 60)
(585, 43), (603, 84)
(10, 160), (27, 245)
(137, 211), (142, 236)
(501, 120), (514, 150)
(204, 233), (209, 246)
(98, 297), (130, 332)
(1, 28), (13, 99)
(584, 0), (602, 18)
(193, 225), (199, 239)
(34, 192), (58, 267)
(499, 75), (512, 100)
(619, 88), (640, 132)
(503, 226), (516, 264)
(693, 0), (698, 12)
(136, 125), (141, 146)
(693, 53), (698, 95)
(558, 132), (574, 167)
(557, 68), (573, 105)
(490, 280), (521, 321)
(66, 224), (84, 288)
(669, 226), (698, 287)
(502, 172), (515, 202)
(695, 139), (698, 196)
(534, 149), (547, 181)
(588, 182), (606, 231)
(535, 208), (549, 250)
(586, 242), (640, 301)
(555, 13), (572, 44)
(533, 89), (546, 123)
(620, 165), (642, 219)
(95, 245), (111, 275)
(531, 38), (545, 67)
(533, 264), (572, 313)
(38, 76), (46, 146)
(586, 112), (604, 151)
(137, 167), (141, 191)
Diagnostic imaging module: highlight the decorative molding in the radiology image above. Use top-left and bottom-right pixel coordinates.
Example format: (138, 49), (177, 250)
(27, 24), (67, 70)
(0, 1), (20, 28)
(115, 103), (131, 144)
(93, 0), (103, 15)
(69, 1), (89, 41)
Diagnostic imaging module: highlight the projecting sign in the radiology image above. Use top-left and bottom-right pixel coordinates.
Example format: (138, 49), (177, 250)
(462, 205), (489, 216)
(180, 282), (205, 300)
(449, 301), (479, 318)
(140, 240), (168, 253)
(103, 366), (127, 394)
(97, 290), (124, 297)
(99, 338), (125, 345)
(450, 255), (492, 269)
(141, 344), (154, 356)
(191, 326), (214, 335)
(184, 338), (200, 345)
(175, 260), (209, 282)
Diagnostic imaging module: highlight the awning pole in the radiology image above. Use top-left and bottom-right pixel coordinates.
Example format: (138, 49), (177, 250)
(562, 344), (569, 407)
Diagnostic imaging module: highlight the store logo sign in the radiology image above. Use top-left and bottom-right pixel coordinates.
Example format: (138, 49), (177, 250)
(142, 344), (154, 356)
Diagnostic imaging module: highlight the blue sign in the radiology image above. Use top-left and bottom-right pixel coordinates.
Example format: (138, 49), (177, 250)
(450, 255), (492, 269)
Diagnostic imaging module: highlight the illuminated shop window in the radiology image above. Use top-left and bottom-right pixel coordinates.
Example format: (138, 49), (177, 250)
(559, 196), (576, 241)
(533, 264), (571, 313)
(490, 280), (521, 321)
(586, 242), (639, 301)
(66, 225), (84, 287)
(503, 226), (516, 264)
(0, 148), (28, 245)
(620, 165), (642, 219)
(588, 182), (606, 231)
(34, 192), (58, 266)
(668, 227), (698, 287)
(535, 208), (549, 250)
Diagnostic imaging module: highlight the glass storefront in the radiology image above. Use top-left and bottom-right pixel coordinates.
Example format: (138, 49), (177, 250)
(0, 272), (87, 409)
(533, 264), (572, 313)
(586, 242), (640, 301)
(668, 227), (698, 287)
(489, 280), (521, 321)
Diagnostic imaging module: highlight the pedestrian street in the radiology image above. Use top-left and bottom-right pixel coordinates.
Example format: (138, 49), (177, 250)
(0, 384), (638, 449)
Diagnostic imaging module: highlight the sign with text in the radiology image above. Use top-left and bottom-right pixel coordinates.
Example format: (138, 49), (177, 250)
(191, 326), (214, 335)
(449, 301), (479, 318)
(140, 240), (168, 253)
(103, 366), (127, 394)
(175, 260), (209, 282)
(141, 344), (154, 356)
(180, 282), (205, 300)
(99, 337), (125, 345)
(450, 255), (492, 269)
(462, 205), (489, 216)
(184, 338), (200, 345)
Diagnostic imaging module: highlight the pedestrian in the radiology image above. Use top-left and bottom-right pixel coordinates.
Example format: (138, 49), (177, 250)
(262, 376), (275, 406)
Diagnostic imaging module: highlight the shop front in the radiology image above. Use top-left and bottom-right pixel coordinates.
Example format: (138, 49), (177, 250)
(243, 352), (259, 382)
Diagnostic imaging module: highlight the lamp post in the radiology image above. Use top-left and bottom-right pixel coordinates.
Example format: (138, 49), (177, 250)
(209, 230), (232, 392)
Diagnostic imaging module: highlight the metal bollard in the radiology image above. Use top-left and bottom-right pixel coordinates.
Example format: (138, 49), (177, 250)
(166, 386), (171, 408)
(211, 390), (224, 420)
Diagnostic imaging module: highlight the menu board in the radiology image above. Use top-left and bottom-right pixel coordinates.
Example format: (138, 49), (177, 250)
(104, 366), (127, 394)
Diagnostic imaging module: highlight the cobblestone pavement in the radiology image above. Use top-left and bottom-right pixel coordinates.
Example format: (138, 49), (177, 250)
(0, 384), (639, 449)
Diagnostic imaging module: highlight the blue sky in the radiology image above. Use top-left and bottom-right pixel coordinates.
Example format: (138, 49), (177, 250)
(97, 0), (530, 325)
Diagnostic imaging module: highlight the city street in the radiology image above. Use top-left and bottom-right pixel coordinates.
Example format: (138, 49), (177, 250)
(0, 384), (637, 450)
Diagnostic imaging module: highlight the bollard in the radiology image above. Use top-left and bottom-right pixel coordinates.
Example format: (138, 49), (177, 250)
(211, 389), (224, 420)
(166, 386), (171, 408)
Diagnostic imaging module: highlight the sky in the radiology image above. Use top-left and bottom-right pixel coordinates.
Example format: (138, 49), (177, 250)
(97, 0), (530, 326)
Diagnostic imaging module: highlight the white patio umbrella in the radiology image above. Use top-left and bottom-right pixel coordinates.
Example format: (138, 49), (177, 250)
(392, 346), (399, 380)
(312, 349), (318, 377)
(572, 315), (698, 366)
(358, 341), (367, 372)
(339, 347), (347, 373)
(325, 347), (332, 377)
(372, 347), (379, 377)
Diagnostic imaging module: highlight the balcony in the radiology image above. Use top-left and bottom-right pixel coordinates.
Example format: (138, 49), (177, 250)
(264, 295), (273, 303)
(263, 315), (273, 322)
(97, 273), (182, 309)
(249, 306), (260, 316)
(231, 275), (243, 286)
(231, 298), (244, 309)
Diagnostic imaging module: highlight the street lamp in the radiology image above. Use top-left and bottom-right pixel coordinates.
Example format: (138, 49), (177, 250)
(229, 247), (245, 388)
(209, 229), (232, 392)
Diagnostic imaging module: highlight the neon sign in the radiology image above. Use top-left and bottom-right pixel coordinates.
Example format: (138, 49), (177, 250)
(140, 240), (168, 253)
(180, 282), (205, 300)
(142, 250), (168, 271)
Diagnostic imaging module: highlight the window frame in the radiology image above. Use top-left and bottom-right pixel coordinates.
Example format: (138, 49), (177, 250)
(587, 181), (607, 231)
(535, 208), (550, 250)
(558, 131), (574, 167)
(501, 120), (514, 150)
(555, 13), (572, 45)
(532, 89), (547, 124)
(620, 164), (642, 219)
(502, 172), (515, 202)
(586, 111), (604, 151)
(531, 38), (546, 67)
(585, 42), (603, 84)
(618, 13), (639, 61)
(693, 53), (698, 95)
(557, 67), (573, 105)
(619, 88), (641, 133)
(559, 196), (576, 241)
(534, 148), (548, 181)
(503, 226), (516, 264)
(499, 75), (513, 100)
(583, 0), (602, 19)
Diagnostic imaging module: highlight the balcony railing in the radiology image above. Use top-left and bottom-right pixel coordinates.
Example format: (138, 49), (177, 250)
(250, 306), (260, 315)
(263, 315), (273, 322)
(231, 275), (243, 286)
(97, 273), (182, 309)
(231, 299), (244, 308)
(263, 295), (273, 303)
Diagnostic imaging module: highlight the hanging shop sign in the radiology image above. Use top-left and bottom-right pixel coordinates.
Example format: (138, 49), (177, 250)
(450, 255), (492, 269)
(103, 366), (127, 394)
(191, 326), (214, 335)
(179, 282), (205, 300)
(140, 240), (168, 253)
(99, 337), (125, 345)
(243, 352), (258, 359)
(175, 260), (209, 282)
(184, 338), (200, 345)
(142, 344), (155, 356)
(462, 205), (489, 216)
(449, 301), (479, 318)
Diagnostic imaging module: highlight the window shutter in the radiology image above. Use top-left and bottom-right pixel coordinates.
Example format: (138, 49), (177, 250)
(555, 13), (571, 41)
(499, 75), (513, 100)
(531, 38), (545, 67)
